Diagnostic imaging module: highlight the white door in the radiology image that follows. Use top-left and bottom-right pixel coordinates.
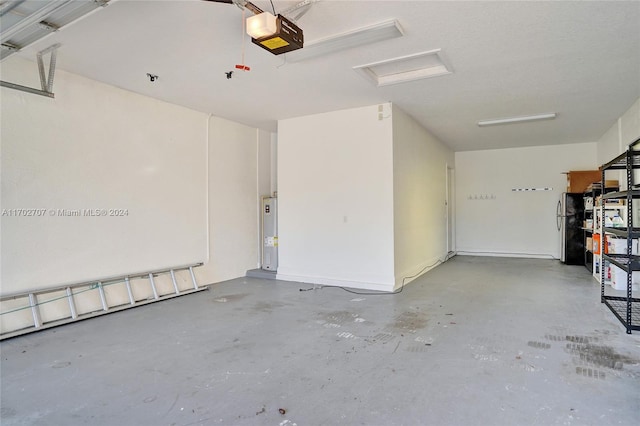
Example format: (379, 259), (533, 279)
(446, 165), (455, 254)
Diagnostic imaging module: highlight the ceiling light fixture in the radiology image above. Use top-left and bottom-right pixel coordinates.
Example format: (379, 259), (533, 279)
(353, 49), (451, 87)
(286, 19), (404, 63)
(477, 113), (557, 127)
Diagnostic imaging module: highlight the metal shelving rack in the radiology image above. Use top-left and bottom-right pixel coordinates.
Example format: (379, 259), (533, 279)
(600, 137), (640, 334)
(583, 186), (596, 272)
(589, 183), (622, 279)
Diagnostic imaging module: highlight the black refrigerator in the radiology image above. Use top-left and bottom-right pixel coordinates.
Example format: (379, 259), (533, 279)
(557, 193), (585, 265)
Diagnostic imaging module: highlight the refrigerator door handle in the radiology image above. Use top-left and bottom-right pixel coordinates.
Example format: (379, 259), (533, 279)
(556, 199), (562, 231)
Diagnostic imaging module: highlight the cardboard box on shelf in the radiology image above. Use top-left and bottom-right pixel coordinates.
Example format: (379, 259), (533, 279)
(606, 237), (639, 255)
(609, 265), (640, 291)
(595, 198), (625, 208)
(593, 234), (603, 254)
(586, 180), (619, 192)
(586, 237), (593, 252)
(565, 170), (602, 193)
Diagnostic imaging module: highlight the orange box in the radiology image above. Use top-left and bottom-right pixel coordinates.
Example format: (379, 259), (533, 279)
(593, 234), (607, 254)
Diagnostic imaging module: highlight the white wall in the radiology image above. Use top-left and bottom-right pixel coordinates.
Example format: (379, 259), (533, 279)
(597, 119), (623, 168)
(1, 59), (270, 334)
(198, 117), (267, 285)
(257, 129), (273, 266)
(392, 105), (454, 287)
(620, 98), (640, 148)
(597, 97), (640, 163)
(270, 132), (278, 196)
(1, 57), (208, 295)
(277, 104), (396, 290)
(596, 97), (640, 191)
(455, 143), (597, 258)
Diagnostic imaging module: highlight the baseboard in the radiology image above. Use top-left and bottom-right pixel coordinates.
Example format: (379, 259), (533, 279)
(395, 254), (445, 290)
(275, 272), (394, 292)
(456, 251), (557, 260)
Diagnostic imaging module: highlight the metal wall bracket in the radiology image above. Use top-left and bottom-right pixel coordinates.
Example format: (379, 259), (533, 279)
(0, 43), (60, 98)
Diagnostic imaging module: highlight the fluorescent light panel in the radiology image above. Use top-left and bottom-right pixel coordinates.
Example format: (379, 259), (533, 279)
(353, 49), (452, 87)
(477, 113), (557, 127)
(286, 19), (404, 63)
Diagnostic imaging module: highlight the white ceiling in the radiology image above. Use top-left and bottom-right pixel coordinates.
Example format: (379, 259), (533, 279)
(6, 0), (640, 151)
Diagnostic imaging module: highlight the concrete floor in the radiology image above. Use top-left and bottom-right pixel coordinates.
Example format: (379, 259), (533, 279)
(1, 256), (639, 426)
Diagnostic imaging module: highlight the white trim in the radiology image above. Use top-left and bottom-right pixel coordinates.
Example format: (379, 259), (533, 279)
(275, 273), (394, 292)
(256, 128), (262, 268)
(446, 164), (455, 254)
(205, 113), (213, 263)
(394, 255), (443, 290)
(457, 251), (557, 260)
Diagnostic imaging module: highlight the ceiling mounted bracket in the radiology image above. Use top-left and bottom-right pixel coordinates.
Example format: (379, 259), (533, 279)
(224, 0), (263, 15)
(0, 43), (61, 98)
(37, 43), (60, 93)
(280, 0), (319, 23)
(0, 0), (110, 61)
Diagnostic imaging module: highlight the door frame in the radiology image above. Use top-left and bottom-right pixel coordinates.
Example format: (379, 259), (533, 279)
(446, 164), (456, 255)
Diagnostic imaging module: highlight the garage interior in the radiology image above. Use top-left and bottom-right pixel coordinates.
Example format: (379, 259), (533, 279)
(1, 1), (640, 425)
